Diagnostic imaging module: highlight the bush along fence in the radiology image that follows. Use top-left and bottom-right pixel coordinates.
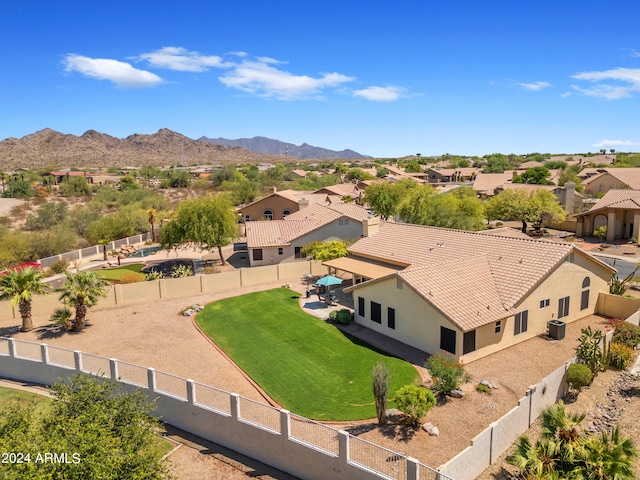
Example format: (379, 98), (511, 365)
(438, 326), (617, 480)
(0, 338), (453, 480)
(38, 233), (152, 269)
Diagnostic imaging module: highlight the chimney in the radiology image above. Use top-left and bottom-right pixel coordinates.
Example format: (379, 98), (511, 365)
(271, 186), (277, 194)
(299, 197), (310, 209)
(362, 217), (380, 237)
(564, 182), (576, 213)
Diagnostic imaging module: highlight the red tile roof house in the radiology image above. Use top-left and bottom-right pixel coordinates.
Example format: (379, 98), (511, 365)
(245, 203), (372, 267)
(238, 188), (341, 221)
(325, 221), (614, 363)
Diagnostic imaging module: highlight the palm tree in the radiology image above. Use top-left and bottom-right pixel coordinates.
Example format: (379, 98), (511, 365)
(57, 271), (108, 331)
(147, 208), (157, 241)
(0, 266), (50, 331)
(580, 426), (637, 480)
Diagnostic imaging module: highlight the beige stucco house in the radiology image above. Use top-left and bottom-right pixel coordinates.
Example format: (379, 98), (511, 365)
(575, 189), (640, 241)
(326, 222), (614, 363)
(245, 203), (371, 266)
(581, 168), (640, 196)
(238, 189), (341, 221)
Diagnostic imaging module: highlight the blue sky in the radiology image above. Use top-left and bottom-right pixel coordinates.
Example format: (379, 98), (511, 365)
(2, 1), (640, 158)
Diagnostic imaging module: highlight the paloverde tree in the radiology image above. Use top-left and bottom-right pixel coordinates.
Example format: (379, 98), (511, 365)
(57, 271), (108, 331)
(0, 266), (50, 331)
(160, 195), (238, 265)
(485, 189), (566, 233)
(364, 179), (415, 220)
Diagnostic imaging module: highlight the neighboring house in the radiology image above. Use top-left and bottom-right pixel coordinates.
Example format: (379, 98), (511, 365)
(314, 183), (364, 201)
(581, 168), (640, 196)
(245, 203), (371, 266)
(472, 172), (515, 197)
(238, 189), (341, 221)
(290, 169), (308, 179)
(42, 171), (93, 184)
(325, 221), (613, 363)
(575, 189), (640, 241)
(424, 167), (479, 184)
(497, 182), (583, 213)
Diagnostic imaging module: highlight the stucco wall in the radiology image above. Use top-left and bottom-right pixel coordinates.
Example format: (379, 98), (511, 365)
(240, 196), (298, 221)
(596, 292), (640, 319)
(583, 173), (625, 196)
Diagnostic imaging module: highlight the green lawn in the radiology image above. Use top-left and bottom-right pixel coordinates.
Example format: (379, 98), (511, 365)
(96, 263), (145, 282)
(195, 288), (420, 421)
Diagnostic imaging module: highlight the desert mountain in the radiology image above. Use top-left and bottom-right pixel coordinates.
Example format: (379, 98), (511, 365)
(198, 135), (369, 160)
(0, 128), (284, 170)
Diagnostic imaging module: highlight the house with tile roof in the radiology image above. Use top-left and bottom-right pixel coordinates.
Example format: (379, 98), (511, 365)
(325, 221), (614, 363)
(581, 168), (640, 196)
(575, 189), (640, 241)
(238, 188), (341, 221)
(245, 203), (371, 266)
(313, 182), (364, 200)
(425, 167), (480, 184)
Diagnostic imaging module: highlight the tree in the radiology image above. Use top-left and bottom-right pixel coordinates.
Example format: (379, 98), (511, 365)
(0, 374), (170, 480)
(0, 266), (49, 331)
(609, 263), (639, 296)
(393, 385), (436, 427)
(147, 208), (157, 241)
(345, 168), (374, 181)
(512, 166), (554, 185)
(25, 201), (68, 230)
(372, 362), (391, 426)
(594, 225), (607, 242)
(485, 189), (566, 233)
(59, 176), (91, 197)
(425, 354), (472, 395)
(301, 240), (349, 262)
(364, 179), (415, 220)
(483, 153), (511, 173)
(56, 271), (108, 331)
(160, 195), (238, 266)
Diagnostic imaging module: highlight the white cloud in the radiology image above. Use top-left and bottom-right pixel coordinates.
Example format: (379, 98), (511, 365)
(591, 139), (636, 148)
(560, 92), (572, 98)
(515, 81), (551, 91)
(63, 54), (162, 88)
(353, 86), (406, 101)
(219, 58), (354, 100)
(571, 67), (640, 99)
(138, 46), (228, 72)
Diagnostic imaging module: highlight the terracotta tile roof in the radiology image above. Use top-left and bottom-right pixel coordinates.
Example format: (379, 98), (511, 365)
(346, 222), (604, 330)
(477, 227), (532, 239)
(246, 203), (370, 248)
(601, 168), (640, 189)
(576, 189), (640, 216)
(472, 172), (514, 195)
(314, 183), (361, 197)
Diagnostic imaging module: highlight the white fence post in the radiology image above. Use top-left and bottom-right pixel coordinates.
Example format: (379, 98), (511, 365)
(407, 456), (419, 480)
(74, 351), (83, 372)
(8, 338), (16, 358)
(230, 393), (240, 420)
(147, 368), (156, 393)
(187, 380), (196, 405)
(41, 344), (49, 365)
(338, 430), (349, 469)
(280, 409), (290, 443)
(109, 359), (118, 380)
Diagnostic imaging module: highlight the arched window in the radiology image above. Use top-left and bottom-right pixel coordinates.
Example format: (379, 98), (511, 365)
(282, 209), (291, 218)
(263, 209), (274, 220)
(581, 276), (590, 310)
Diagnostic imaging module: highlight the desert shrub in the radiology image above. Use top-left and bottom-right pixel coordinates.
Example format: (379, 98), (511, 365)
(144, 270), (164, 281)
(425, 354), (472, 395)
(329, 310), (338, 322)
(372, 361), (391, 425)
(336, 309), (353, 324)
(612, 322), (640, 349)
(119, 273), (144, 284)
(47, 258), (70, 275)
(609, 342), (634, 370)
(394, 385), (436, 427)
(144, 239), (153, 245)
(575, 326), (605, 376)
(476, 383), (490, 394)
(567, 363), (592, 391)
(170, 264), (193, 278)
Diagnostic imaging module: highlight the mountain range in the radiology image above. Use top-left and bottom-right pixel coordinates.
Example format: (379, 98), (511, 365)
(0, 129), (368, 171)
(198, 136), (369, 160)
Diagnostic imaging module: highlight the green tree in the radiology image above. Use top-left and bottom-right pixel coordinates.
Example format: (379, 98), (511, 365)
(425, 354), (472, 395)
(594, 225), (607, 242)
(25, 202), (68, 230)
(118, 175), (140, 191)
(512, 166), (554, 185)
(345, 167), (374, 181)
(3, 178), (33, 198)
(56, 271), (108, 331)
(393, 385), (436, 427)
(0, 374), (170, 480)
(557, 165), (584, 193)
(483, 153), (511, 173)
(147, 208), (157, 241)
(301, 240), (349, 262)
(59, 176), (91, 197)
(160, 195), (238, 266)
(485, 189), (566, 233)
(364, 179), (415, 220)
(0, 266), (50, 331)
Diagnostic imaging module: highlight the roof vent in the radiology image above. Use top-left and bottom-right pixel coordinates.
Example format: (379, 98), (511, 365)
(519, 258), (523, 263)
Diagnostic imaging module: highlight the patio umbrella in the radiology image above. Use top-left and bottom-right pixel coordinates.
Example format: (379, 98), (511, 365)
(315, 275), (343, 287)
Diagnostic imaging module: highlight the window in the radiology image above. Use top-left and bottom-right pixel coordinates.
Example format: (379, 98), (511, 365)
(339, 218), (350, 226)
(252, 249), (263, 261)
(463, 330), (476, 355)
(371, 301), (381, 324)
(263, 209), (274, 220)
(244, 214), (251, 221)
(514, 310), (528, 335)
(581, 277), (590, 311)
(294, 247), (303, 258)
(358, 297), (365, 317)
(495, 321), (502, 334)
(278, 248), (283, 255)
(440, 327), (456, 354)
(540, 298), (550, 309)
(558, 296), (570, 319)
(387, 307), (396, 329)
(282, 209), (291, 218)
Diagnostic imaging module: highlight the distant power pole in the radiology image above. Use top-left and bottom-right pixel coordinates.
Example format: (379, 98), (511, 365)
(285, 145), (288, 165)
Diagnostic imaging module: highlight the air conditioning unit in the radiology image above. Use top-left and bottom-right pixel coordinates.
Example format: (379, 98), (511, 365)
(548, 320), (566, 340)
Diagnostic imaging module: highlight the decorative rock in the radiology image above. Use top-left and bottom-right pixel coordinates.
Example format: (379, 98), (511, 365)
(449, 389), (464, 398)
(422, 422), (440, 436)
(480, 380), (496, 389)
(385, 408), (402, 418)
